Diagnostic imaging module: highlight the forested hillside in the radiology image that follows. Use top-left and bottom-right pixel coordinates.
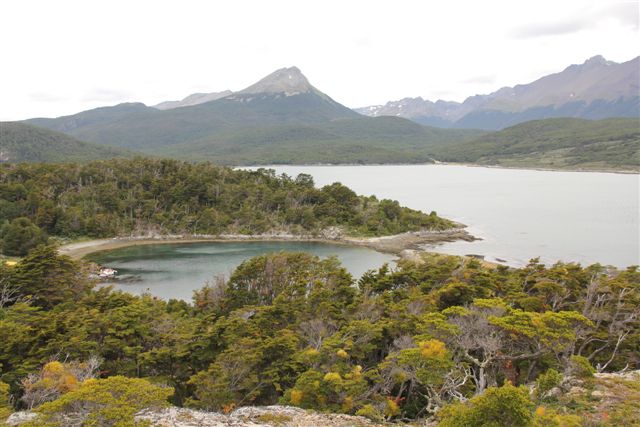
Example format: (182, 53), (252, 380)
(25, 103), (483, 165)
(158, 116), (483, 164)
(431, 117), (640, 171)
(23, 67), (485, 164)
(1, 249), (638, 425)
(0, 158), (452, 252)
(0, 122), (133, 163)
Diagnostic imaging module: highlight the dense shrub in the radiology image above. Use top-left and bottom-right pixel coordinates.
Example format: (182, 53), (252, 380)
(26, 376), (172, 426)
(0, 217), (48, 256)
(438, 383), (535, 427)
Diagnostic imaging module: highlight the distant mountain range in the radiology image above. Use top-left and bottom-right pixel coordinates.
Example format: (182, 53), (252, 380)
(356, 55), (639, 130)
(16, 59), (639, 170)
(0, 122), (133, 163)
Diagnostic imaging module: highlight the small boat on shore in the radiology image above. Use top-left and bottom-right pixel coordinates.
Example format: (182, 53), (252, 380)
(98, 267), (118, 278)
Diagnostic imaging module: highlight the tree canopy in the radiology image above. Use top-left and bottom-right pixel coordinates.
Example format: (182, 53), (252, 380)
(1, 247), (638, 425)
(0, 158), (453, 249)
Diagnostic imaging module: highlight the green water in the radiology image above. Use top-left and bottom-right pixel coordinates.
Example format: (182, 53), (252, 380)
(87, 241), (396, 301)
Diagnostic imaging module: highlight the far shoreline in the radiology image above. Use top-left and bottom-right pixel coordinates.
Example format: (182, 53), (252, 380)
(236, 162), (639, 175)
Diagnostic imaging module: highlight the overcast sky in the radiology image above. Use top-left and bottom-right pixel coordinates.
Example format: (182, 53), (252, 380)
(1, 0), (638, 120)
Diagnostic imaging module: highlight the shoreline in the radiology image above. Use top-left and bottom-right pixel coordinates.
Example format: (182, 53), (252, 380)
(58, 228), (478, 260)
(441, 162), (639, 175)
(238, 162), (639, 175)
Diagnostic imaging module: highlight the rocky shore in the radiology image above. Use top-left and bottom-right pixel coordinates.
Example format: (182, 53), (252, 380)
(58, 226), (477, 259)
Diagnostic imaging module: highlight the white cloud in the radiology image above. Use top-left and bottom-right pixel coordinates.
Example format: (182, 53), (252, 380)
(510, 1), (639, 38)
(81, 88), (134, 103)
(0, 0), (638, 120)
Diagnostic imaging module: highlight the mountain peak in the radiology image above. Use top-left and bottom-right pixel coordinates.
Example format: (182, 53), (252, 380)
(239, 66), (314, 96)
(584, 55), (609, 65)
(563, 55), (616, 73)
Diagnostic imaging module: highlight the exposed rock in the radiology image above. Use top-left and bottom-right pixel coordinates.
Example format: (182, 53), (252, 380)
(549, 370), (640, 425)
(355, 55), (639, 130)
(545, 386), (563, 399)
(5, 411), (37, 426)
(238, 67), (315, 97)
(135, 405), (387, 426)
(594, 370), (640, 381)
(319, 226), (344, 240)
(567, 386), (587, 397)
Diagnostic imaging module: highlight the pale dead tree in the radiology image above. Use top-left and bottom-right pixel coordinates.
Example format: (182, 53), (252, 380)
(581, 273), (604, 318)
(238, 309), (256, 320)
(21, 356), (101, 409)
(597, 331), (630, 373)
(577, 278), (640, 371)
(441, 366), (474, 402)
(378, 350), (473, 416)
(298, 318), (337, 350)
(351, 296), (384, 322)
(220, 356), (256, 392)
(392, 335), (416, 351)
(21, 373), (61, 409)
(194, 273), (228, 310)
(0, 276), (20, 308)
(446, 306), (506, 395)
(415, 366), (474, 416)
(69, 356), (101, 382)
(406, 299), (427, 316)
(449, 315), (504, 395)
(449, 258), (469, 282)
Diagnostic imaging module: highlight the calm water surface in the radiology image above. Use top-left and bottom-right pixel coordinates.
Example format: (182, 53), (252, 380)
(88, 242), (395, 301)
(91, 165), (639, 300)
(262, 165), (639, 268)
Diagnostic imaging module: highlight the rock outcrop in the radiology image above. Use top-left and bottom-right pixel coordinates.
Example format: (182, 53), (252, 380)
(136, 405), (386, 427)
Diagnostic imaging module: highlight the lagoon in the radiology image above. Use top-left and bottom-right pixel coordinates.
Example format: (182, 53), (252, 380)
(87, 241), (395, 301)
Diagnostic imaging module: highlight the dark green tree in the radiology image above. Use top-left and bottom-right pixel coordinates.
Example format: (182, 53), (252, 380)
(0, 217), (48, 257)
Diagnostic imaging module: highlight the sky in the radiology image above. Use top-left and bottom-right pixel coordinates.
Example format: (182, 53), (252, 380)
(1, 0), (638, 121)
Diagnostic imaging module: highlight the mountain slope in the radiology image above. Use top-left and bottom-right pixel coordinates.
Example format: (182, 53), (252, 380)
(25, 67), (363, 151)
(23, 67), (484, 162)
(158, 116), (484, 164)
(357, 55), (640, 130)
(430, 117), (640, 171)
(28, 102), (158, 133)
(153, 91), (233, 110)
(0, 122), (134, 163)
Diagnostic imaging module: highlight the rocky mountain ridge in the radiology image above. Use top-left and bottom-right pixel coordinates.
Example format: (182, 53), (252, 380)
(154, 91), (233, 110)
(356, 55), (640, 129)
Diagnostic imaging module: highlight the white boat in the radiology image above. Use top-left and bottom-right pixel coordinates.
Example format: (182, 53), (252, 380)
(98, 268), (118, 278)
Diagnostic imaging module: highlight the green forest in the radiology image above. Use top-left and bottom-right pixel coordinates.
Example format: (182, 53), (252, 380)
(0, 247), (638, 425)
(0, 158), (452, 256)
(430, 118), (640, 171)
(0, 122), (133, 164)
(4, 117), (638, 171)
